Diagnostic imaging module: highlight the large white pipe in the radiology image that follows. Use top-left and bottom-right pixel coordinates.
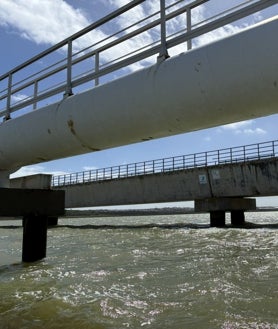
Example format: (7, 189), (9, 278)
(0, 16), (277, 173)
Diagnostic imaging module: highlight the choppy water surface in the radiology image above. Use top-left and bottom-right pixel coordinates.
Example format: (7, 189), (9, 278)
(1, 212), (278, 329)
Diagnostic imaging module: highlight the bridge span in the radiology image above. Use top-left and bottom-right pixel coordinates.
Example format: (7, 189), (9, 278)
(48, 140), (278, 225)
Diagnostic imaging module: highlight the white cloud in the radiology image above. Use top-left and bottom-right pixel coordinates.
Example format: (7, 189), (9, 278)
(11, 93), (29, 104)
(242, 128), (266, 135)
(83, 166), (98, 171)
(10, 165), (67, 178)
(204, 136), (211, 142)
(193, 24), (242, 47)
(222, 120), (253, 130)
(220, 120), (267, 135)
(0, 0), (90, 45)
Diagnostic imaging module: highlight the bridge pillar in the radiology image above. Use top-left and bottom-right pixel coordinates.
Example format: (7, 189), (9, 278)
(47, 216), (59, 226)
(210, 211), (226, 227)
(22, 214), (48, 262)
(195, 197), (256, 227)
(0, 187), (64, 262)
(231, 210), (245, 226)
(11, 174), (60, 228)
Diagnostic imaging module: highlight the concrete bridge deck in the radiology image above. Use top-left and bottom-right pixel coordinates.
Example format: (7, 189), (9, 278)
(50, 140), (278, 208)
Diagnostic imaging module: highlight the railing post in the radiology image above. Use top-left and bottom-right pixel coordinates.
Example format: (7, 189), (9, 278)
(64, 40), (73, 97)
(33, 80), (38, 110)
(5, 73), (12, 121)
(157, 0), (169, 62)
(186, 6), (192, 50)
(95, 52), (100, 86)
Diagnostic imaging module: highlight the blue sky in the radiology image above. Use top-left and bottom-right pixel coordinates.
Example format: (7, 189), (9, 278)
(0, 0), (277, 207)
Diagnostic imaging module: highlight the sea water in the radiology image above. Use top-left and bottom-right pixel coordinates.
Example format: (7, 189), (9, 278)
(1, 212), (277, 329)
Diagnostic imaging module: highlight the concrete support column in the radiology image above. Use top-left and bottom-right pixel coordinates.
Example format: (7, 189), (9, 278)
(22, 214), (48, 262)
(0, 184), (64, 262)
(195, 197), (256, 227)
(210, 211), (226, 227)
(231, 210), (245, 226)
(48, 216), (58, 226)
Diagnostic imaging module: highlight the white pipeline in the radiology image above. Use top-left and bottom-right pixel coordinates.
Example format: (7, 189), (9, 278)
(0, 16), (277, 173)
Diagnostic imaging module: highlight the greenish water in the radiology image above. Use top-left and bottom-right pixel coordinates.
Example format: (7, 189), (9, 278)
(1, 213), (278, 328)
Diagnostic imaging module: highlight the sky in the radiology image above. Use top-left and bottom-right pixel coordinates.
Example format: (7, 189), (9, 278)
(0, 0), (277, 208)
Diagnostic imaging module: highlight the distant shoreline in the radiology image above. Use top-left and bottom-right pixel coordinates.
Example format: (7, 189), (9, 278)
(0, 207), (277, 222)
(64, 207), (278, 218)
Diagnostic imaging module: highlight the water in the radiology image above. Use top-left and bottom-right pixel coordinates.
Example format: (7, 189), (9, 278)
(1, 213), (278, 329)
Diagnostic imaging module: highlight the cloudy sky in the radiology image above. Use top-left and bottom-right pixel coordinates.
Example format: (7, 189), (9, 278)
(0, 0), (277, 207)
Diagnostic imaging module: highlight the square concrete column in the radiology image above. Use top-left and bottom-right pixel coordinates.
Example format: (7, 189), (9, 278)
(231, 210), (245, 225)
(210, 211), (226, 227)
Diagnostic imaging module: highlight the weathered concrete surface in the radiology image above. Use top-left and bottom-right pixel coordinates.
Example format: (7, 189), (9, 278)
(55, 158), (278, 208)
(194, 197), (256, 212)
(10, 174), (52, 189)
(0, 188), (65, 217)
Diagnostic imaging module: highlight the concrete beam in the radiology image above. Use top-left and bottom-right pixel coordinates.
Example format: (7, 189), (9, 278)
(195, 197), (256, 212)
(0, 188), (65, 217)
(10, 174), (52, 189)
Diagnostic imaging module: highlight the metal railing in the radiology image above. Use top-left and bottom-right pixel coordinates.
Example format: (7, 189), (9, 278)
(1, 0), (276, 120)
(51, 140), (278, 187)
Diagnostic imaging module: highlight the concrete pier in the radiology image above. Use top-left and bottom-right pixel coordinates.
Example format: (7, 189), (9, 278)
(195, 197), (256, 227)
(0, 186), (64, 262)
(22, 215), (48, 262)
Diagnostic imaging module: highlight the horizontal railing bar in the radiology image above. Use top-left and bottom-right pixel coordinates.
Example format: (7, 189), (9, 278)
(0, 83), (68, 115)
(165, 0), (278, 50)
(0, 0), (205, 102)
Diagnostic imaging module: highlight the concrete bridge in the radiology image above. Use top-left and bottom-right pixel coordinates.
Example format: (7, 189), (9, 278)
(0, 0), (277, 262)
(11, 139), (278, 226)
(50, 140), (278, 226)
